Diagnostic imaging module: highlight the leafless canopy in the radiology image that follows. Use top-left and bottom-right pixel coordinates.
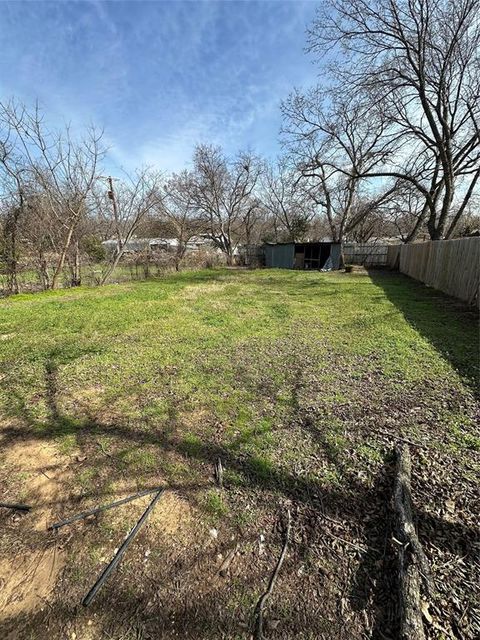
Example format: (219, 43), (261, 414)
(0, 99), (105, 288)
(191, 144), (263, 263)
(261, 158), (316, 242)
(282, 90), (399, 242)
(307, 0), (480, 239)
(157, 171), (199, 270)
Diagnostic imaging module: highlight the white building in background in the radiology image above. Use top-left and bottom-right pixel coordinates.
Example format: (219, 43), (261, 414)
(101, 236), (220, 255)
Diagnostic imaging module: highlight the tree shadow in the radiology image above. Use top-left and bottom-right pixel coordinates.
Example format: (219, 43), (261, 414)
(0, 573), (346, 640)
(348, 457), (397, 640)
(1, 344), (478, 638)
(368, 271), (479, 392)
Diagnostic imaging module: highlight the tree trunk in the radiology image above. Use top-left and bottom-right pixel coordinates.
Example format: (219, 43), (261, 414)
(405, 201), (430, 243)
(175, 242), (186, 272)
(101, 224), (141, 285)
(428, 179), (454, 240)
(445, 170), (480, 239)
(394, 445), (431, 640)
(69, 240), (81, 287)
(51, 220), (77, 289)
(4, 210), (20, 295)
(6, 264), (19, 295)
(37, 249), (50, 290)
(100, 250), (122, 285)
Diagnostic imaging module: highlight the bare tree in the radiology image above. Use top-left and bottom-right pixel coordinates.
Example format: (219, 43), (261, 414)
(282, 90), (399, 242)
(192, 144), (262, 264)
(0, 114), (29, 294)
(241, 193), (265, 247)
(158, 171), (198, 271)
(0, 100), (105, 288)
(379, 183), (432, 242)
(261, 158), (316, 242)
(98, 168), (162, 284)
(0, 199), (23, 294)
(308, 0), (480, 239)
(23, 194), (57, 289)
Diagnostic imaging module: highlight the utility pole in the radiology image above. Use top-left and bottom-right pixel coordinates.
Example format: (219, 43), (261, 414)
(97, 175), (119, 222)
(96, 176), (121, 283)
(97, 174), (120, 246)
(106, 176), (119, 222)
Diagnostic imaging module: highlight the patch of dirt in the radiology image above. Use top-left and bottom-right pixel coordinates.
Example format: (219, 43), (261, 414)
(0, 546), (64, 620)
(60, 385), (107, 418)
(103, 481), (195, 540)
(150, 489), (195, 535)
(179, 407), (211, 431)
(4, 438), (68, 531)
(72, 385), (105, 403)
(0, 433), (69, 621)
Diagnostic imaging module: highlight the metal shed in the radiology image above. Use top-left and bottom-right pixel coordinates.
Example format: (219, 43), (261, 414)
(263, 242), (342, 270)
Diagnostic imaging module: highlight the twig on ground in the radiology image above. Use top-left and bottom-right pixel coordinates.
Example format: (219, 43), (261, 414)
(252, 509), (291, 640)
(373, 429), (428, 449)
(38, 594), (55, 611)
(320, 512), (345, 527)
(322, 529), (372, 553)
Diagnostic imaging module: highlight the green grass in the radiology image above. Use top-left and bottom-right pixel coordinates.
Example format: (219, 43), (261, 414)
(201, 489), (229, 520)
(0, 268), (478, 516)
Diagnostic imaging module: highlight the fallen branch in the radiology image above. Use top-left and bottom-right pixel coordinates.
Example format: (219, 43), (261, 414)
(252, 509), (291, 640)
(394, 444), (431, 640)
(83, 487), (165, 606)
(48, 486), (164, 531)
(0, 502), (31, 511)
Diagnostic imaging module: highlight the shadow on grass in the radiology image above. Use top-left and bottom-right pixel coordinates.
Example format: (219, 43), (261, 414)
(0, 578), (344, 640)
(368, 271), (479, 391)
(2, 352), (479, 639)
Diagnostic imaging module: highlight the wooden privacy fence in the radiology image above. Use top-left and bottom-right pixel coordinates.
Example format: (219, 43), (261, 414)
(387, 237), (480, 307)
(343, 243), (389, 266)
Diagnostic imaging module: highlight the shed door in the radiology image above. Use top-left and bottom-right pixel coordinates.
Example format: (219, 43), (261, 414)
(294, 245), (305, 269)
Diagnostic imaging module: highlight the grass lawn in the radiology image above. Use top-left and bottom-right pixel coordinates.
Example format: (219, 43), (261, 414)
(0, 268), (478, 639)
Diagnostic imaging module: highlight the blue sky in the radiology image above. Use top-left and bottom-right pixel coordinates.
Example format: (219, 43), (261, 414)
(0, 0), (321, 173)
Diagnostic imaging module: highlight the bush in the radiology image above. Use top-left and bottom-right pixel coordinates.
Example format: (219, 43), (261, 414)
(82, 236), (106, 262)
